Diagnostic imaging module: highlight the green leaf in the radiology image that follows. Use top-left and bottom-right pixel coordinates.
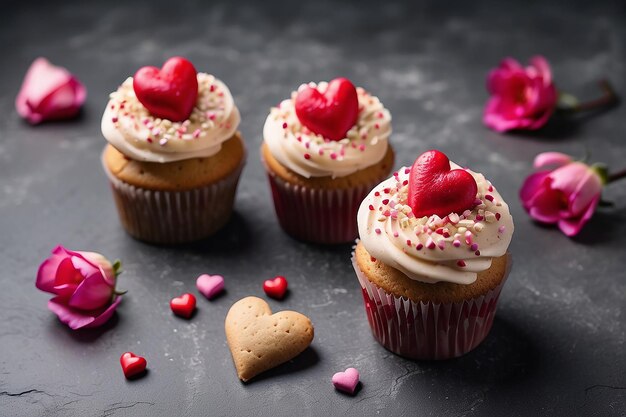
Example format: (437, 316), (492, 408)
(112, 259), (123, 277)
(557, 92), (579, 110)
(590, 163), (610, 185)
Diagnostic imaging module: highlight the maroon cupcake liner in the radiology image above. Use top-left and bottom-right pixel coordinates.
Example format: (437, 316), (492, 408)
(265, 172), (380, 244)
(102, 152), (244, 244)
(352, 253), (511, 360)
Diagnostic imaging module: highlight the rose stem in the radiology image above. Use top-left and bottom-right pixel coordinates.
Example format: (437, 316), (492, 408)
(607, 168), (626, 184)
(573, 80), (619, 112)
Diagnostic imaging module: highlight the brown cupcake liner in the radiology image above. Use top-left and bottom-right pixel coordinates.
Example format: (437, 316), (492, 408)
(102, 153), (245, 244)
(265, 171), (381, 244)
(352, 253), (511, 360)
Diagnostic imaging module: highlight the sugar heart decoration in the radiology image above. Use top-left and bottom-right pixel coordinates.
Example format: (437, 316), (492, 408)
(196, 274), (225, 300)
(225, 296), (314, 382)
(332, 367), (360, 395)
(408, 150), (478, 218)
(295, 77), (359, 141)
(263, 276), (288, 300)
(133, 56), (198, 122)
(170, 293), (196, 318)
(120, 352), (147, 379)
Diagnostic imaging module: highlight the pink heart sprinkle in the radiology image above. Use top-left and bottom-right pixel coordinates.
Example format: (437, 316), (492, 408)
(332, 367), (360, 395)
(196, 274), (224, 300)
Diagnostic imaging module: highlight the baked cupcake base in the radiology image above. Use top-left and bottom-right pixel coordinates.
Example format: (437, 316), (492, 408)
(262, 143), (394, 244)
(102, 133), (245, 244)
(353, 242), (511, 360)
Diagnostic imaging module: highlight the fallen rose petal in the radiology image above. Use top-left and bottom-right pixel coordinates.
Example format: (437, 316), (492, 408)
(15, 57), (86, 124)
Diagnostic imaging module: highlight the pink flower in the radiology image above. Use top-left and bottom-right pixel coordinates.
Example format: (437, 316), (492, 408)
(520, 152), (603, 236)
(36, 246), (122, 329)
(16, 58), (87, 124)
(484, 56), (558, 132)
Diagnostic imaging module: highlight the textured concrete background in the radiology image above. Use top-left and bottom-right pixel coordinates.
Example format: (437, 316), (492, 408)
(0, 0), (625, 416)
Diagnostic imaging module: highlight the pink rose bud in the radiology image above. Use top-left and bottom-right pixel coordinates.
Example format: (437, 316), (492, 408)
(484, 56), (557, 132)
(520, 153), (604, 237)
(16, 58), (87, 124)
(36, 246), (123, 330)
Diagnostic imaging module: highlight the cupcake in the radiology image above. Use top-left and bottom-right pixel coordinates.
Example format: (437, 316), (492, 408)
(354, 150), (514, 360)
(101, 57), (245, 244)
(261, 78), (394, 244)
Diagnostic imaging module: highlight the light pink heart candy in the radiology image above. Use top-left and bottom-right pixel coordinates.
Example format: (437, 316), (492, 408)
(196, 274), (224, 300)
(332, 367), (360, 394)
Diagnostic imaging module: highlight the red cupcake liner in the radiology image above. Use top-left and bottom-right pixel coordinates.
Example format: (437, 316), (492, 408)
(352, 253), (511, 360)
(102, 152), (244, 244)
(265, 172), (380, 244)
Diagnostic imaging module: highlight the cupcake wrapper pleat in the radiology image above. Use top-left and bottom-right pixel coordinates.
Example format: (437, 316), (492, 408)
(352, 253), (510, 360)
(265, 173), (380, 244)
(102, 154), (244, 244)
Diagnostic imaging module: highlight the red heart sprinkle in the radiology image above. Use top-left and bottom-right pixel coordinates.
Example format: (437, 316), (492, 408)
(408, 150), (478, 218)
(133, 56), (198, 122)
(263, 276), (288, 300)
(120, 352), (147, 379)
(295, 78), (359, 141)
(170, 293), (196, 318)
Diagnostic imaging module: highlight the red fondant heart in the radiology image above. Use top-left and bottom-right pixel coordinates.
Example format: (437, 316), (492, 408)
(170, 293), (196, 318)
(295, 78), (359, 141)
(263, 276), (288, 300)
(120, 352), (147, 379)
(408, 150), (478, 218)
(133, 57), (198, 122)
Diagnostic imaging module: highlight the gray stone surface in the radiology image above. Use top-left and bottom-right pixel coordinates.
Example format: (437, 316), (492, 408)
(1, 0), (625, 416)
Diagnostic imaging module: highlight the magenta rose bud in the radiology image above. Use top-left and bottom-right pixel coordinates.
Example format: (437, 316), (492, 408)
(484, 56), (557, 132)
(15, 57), (87, 124)
(36, 246), (123, 330)
(520, 152), (603, 237)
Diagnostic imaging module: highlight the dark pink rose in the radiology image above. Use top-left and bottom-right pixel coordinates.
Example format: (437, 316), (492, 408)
(484, 56), (558, 132)
(16, 58), (86, 124)
(520, 152), (603, 236)
(36, 246), (122, 329)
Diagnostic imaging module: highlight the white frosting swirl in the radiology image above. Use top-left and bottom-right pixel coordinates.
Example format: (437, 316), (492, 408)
(101, 73), (240, 163)
(357, 162), (514, 284)
(263, 82), (391, 178)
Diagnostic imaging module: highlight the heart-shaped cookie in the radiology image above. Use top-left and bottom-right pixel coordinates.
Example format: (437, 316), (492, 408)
(408, 150), (478, 218)
(295, 78), (359, 141)
(133, 56), (198, 122)
(120, 351), (147, 379)
(225, 296), (314, 382)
